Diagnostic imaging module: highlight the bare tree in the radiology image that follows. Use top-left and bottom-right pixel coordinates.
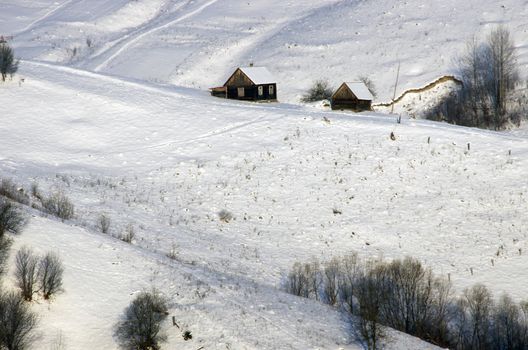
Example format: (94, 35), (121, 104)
(14, 247), (39, 301)
(487, 26), (519, 126)
(426, 26), (521, 129)
(322, 257), (340, 306)
(115, 291), (169, 350)
(463, 283), (493, 349)
(286, 262), (309, 297)
(38, 252), (64, 299)
(0, 291), (38, 350)
(492, 294), (526, 350)
(338, 252), (360, 314)
(0, 43), (19, 82)
(0, 198), (26, 239)
(0, 236), (13, 276)
(356, 262), (385, 350)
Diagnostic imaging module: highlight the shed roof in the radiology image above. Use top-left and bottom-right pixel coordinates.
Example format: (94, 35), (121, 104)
(338, 82), (374, 101)
(238, 67), (275, 85)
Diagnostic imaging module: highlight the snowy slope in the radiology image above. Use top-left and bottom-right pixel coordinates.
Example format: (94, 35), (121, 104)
(1, 1), (528, 348)
(3, 0), (528, 102)
(1, 61), (528, 347)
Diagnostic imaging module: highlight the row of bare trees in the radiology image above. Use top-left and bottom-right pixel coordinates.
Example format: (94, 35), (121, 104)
(1, 195), (65, 349)
(285, 253), (528, 349)
(426, 26), (525, 130)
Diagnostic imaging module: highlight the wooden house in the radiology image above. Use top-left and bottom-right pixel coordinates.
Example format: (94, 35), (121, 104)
(210, 67), (277, 101)
(331, 82), (373, 111)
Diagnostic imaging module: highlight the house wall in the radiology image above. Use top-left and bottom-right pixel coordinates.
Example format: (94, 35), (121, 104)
(331, 99), (372, 111)
(227, 83), (277, 101)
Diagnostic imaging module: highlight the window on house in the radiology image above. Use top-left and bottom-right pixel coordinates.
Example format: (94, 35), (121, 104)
(258, 86), (263, 96)
(238, 87), (245, 97)
(269, 85), (274, 96)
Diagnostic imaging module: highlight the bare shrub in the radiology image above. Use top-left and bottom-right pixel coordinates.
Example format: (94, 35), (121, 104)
(0, 291), (38, 350)
(115, 291), (169, 350)
(0, 198), (27, 238)
(301, 80), (333, 102)
(218, 209), (233, 223)
(42, 191), (74, 220)
(97, 213), (111, 234)
(38, 252), (64, 299)
(166, 244), (177, 260)
(0, 179), (29, 205)
(120, 224), (135, 243)
(14, 247), (39, 301)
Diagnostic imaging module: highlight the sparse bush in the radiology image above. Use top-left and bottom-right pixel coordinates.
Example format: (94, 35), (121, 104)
(0, 291), (38, 350)
(115, 291), (169, 350)
(301, 80), (333, 102)
(218, 209), (233, 223)
(0, 179), (29, 205)
(0, 43), (19, 82)
(38, 252), (64, 299)
(97, 213), (111, 234)
(120, 224), (135, 243)
(166, 244), (177, 260)
(42, 191), (74, 220)
(14, 247), (39, 301)
(0, 198), (27, 239)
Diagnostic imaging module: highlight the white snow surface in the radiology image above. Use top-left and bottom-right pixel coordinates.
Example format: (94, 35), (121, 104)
(340, 82), (374, 101)
(1, 59), (527, 349)
(1, 1), (528, 349)
(237, 67), (276, 85)
(2, 0), (528, 102)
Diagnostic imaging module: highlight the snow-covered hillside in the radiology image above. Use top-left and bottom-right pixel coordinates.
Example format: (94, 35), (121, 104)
(3, 0), (528, 102)
(1, 59), (528, 348)
(1, 1), (528, 349)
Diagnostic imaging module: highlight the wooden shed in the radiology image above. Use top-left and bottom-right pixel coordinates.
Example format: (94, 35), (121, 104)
(331, 82), (373, 111)
(210, 67), (277, 101)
